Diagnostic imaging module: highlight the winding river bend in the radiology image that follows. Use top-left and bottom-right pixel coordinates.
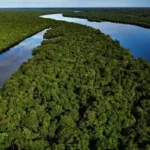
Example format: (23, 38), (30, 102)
(41, 14), (150, 62)
(0, 13), (150, 87)
(0, 29), (47, 87)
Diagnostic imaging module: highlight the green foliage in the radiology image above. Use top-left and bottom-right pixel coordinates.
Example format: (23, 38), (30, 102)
(0, 9), (66, 53)
(0, 9), (150, 150)
(63, 8), (150, 28)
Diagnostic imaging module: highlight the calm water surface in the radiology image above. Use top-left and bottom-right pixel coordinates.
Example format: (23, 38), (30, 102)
(0, 29), (47, 87)
(41, 14), (150, 62)
(0, 14), (150, 86)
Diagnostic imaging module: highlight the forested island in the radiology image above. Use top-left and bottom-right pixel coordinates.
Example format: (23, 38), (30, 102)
(0, 8), (150, 150)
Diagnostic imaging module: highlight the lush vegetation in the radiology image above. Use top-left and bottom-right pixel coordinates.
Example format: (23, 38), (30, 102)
(63, 8), (150, 28)
(1, 8), (149, 54)
(0, 9), (68, 53)
(0, 10), (150, 149)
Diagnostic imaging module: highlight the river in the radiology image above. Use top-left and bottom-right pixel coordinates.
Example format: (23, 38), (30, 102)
(0, 29), (48, 87)
(0, 13), (150, 87)
(41, 14), (150, 62)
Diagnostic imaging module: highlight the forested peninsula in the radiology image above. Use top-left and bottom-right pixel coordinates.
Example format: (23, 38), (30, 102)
(0, 9), (150, 150)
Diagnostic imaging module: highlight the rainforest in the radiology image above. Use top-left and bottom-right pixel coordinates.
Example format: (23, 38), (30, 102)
(0, 7), (150, 150)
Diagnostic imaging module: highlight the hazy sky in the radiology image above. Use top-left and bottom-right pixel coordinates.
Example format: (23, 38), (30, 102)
(0, 0), (150, 8)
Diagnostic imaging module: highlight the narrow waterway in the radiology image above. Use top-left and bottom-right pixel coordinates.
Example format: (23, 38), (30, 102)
(0, 29), (48, 87)
(41, 14), (150, 62)
(0, 13), (150, 87)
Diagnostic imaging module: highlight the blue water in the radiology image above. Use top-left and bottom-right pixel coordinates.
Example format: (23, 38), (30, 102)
(41, 14), (150, 62)
(0, 14), (150, 87)
(0, 29), (47, 87)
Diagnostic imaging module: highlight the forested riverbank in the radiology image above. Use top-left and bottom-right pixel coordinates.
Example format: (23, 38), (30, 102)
(1, 8), (149, 54)
(0, 10), (67, 53)
(0, 11), (150, 149)
(63, 8), (150, 28)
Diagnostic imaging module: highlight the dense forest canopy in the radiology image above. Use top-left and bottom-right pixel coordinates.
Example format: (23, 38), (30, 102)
(0, 9), (150, 149)
(0, 8), (150, 53)
(0, 9), (68, 53)
(63, 8), (150, 28)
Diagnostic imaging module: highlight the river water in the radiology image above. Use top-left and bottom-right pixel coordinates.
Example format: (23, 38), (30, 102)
(0, 29), (47, 87)
(41, 14), (150, 62)
(0, 13), (150, 87)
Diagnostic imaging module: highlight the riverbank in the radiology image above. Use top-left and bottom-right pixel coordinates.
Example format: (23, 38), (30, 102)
(0, 10), (65, 53)
(41, 13), (150, 62)
(0, 15), (150, 149)
(0, 29), (48, 87)
(63, 8), (150, 29)
(1, 8), (149, 55)
(0, 27), (49, 55)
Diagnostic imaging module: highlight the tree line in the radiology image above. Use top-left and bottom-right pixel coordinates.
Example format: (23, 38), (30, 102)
(63, 8), (150, 28)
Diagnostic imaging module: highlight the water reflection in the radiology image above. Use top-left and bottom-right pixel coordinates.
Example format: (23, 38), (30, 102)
(0, 29), (48, 87)
(74, 11), (80, 13)
(41, 14), (150, 62)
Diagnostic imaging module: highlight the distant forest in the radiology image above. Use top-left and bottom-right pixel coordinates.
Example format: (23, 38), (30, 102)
(63, 8), (150, 28)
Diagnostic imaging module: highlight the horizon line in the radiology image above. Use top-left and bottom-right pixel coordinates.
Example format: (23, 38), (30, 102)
(0, 6), (150, 8)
